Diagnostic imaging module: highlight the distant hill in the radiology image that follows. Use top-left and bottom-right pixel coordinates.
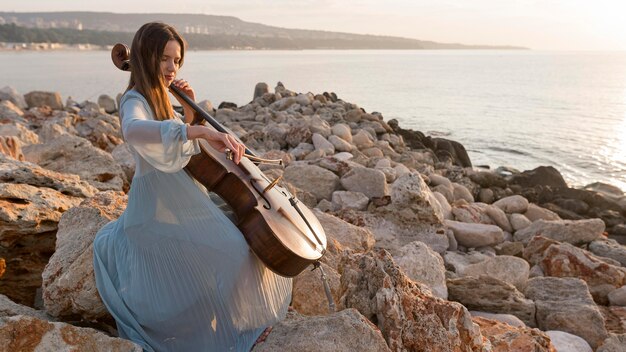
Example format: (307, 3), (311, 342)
(0, 11), (527, 50)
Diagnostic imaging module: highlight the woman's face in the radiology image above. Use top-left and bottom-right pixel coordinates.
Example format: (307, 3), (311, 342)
(160, 40), (181, 87)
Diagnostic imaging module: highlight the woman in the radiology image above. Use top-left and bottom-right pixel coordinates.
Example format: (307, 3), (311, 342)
(93, 22), (292, 351)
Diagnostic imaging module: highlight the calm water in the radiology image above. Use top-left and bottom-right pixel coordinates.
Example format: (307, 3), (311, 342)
(1, 50), (626, 191)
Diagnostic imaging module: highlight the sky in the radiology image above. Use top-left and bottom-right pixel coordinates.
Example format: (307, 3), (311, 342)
(3, 0), (626, 50)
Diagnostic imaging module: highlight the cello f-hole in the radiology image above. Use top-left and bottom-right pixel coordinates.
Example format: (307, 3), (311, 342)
(249, 179), (271, 209)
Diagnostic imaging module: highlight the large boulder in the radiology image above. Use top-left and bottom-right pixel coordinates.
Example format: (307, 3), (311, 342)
(291, 261), (341, 316)
(24, 91), (63, 110)
(492, 195), (529, 214)
(513, 219), (605, 245)
(460, 255), (530, 291)
(589, 238), (626, 267)
(444, 220), (504, 248)
(74, 113), (123, 152)
(42, 191), (127, 320)
(0, 86), (27, 109)
(393, 241), (448, 299)
(0, 155), (97, 198)
(509, 166), (568, 188)
(253, 309), (391, 352)
(473, 317), (555, 352)
(283, 164), (340, 201)
(545, 331), (592, 352)
(340, 167), (388, 199)
(0, 294), (50, 320)
(339, 249), (489, 351)
(524, 277), (608, 349)
(22, 134), (127, 192)
(0, 183), (82, 305)
(526, 239), (626, 304)
(0, 315), (141, 351)
(447, 276), (536, 327)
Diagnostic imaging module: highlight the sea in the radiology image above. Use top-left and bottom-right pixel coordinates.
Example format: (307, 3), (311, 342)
(1, 49), (625, 192)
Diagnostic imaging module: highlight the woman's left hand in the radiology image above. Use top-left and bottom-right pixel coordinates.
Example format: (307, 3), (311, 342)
(171, 79), (196, 103)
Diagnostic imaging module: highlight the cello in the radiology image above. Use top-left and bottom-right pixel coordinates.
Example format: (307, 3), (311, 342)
(111, 43), (328, 279)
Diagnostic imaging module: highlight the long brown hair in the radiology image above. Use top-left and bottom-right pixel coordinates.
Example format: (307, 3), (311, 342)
(127, 22), (186, 121)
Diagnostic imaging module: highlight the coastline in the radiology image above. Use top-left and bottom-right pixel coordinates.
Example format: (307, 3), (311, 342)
(0, 83), (625, 350)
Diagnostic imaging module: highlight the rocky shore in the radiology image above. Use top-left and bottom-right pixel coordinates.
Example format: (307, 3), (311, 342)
(1, 83), (625, 351)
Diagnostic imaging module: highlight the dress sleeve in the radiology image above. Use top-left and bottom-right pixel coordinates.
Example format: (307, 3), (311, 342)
(120, 92), (200, 173)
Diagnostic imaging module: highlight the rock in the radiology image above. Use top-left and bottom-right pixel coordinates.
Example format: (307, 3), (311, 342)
(0, 86), (27, 109)
(530, 240), (626, 304)
(283, 164), (340, 201)
(0, 122), (39, 145)
(0, 155), (97, 198)
(433, 192), (453, 220)
(479, 188), (495, 204)
(443, 251), (491, 274)
(328, 134), (353, 152)
(0, 100), (26, 123)
(494, 241), (524, 257)
(42, 191), (126, 320)
(545, 331), (592, 352)
(0, 294), (50, 320)
(493, 195), (529, 214)
(97, 95), (116, 113)
(428, 173), (452, 188)
(509, 213), (532, 231)
(331, 123), (352, 143)
(0, 315), (142, 351)
(447, 276), (536, 327)
(291, 261), (341, 316)
(461, 255), (530, 290)
(24, 91), (63, 110)
(75, 113), (123, 152)
(290, 142), (314, 159)
(285, 126), (312, 148)
(0, 183), (82, 305)
(340, 167), (388, 199)
(510, 166), (568, 188)
(311, 133), (335, 155)
(589, 238), (626, 267)
(313, 209), (375, 258)
(331, 191), (369, 211)
(524, 203), (560, 222)
(514, 219), (605, 245)
(469, 311), (525, 327)
(387, 173), (443, 224)
(597, 334), (626, 352)
(445, 220), (504, 248)
(253, 309), (391, 352)
(352, 130), (374, 149)
(339, 249), (488, 351)
(608, 286), (626, 306)
(0, 136), (23, 161)
(22, 134), (127, 192)
(393, 241), (447, 299)
(452, 202), (495, 225)
(486, 205), (513, 232)
(111, 143), (135, 181)
(253, 82), (269, 100)
(469, 171), (508, 188)
(473, 317), (555, 352)
(524, 277), (608, 349)
(452, 182), (474, 202)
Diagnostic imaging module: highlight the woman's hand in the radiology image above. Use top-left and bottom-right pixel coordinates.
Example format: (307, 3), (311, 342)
(187, 126), (245, 164)
(171, 79), (196, 124)
(171, 79), (195, 102)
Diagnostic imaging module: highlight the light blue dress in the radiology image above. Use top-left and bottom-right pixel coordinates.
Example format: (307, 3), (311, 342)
(93, 89), (292, 352)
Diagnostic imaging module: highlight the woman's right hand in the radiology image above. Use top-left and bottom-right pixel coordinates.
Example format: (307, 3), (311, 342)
(187, 125), (245, 164)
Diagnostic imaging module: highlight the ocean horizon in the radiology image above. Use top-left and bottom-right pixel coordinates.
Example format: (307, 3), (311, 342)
(1, 49), (625, 192)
